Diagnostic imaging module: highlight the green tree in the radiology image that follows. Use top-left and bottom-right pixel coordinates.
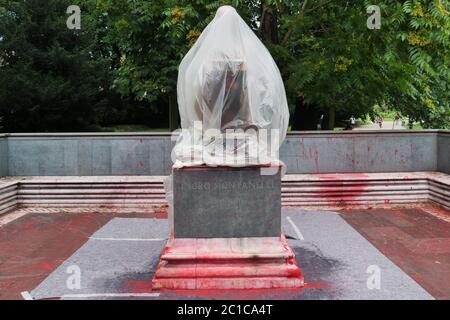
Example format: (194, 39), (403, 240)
(159, 1), (449, 129)
(380, 0), (450, 129)
(0, 0), (111, 131)
(266, 0), (449, 129)
(1, 0), (448, 131)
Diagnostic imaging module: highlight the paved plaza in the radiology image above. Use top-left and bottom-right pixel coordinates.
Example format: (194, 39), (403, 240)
(1, 206), (448, 300)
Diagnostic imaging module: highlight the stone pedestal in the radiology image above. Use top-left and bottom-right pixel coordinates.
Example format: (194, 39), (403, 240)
(152, 165), (304, 290)
(173, 166), (281, 238)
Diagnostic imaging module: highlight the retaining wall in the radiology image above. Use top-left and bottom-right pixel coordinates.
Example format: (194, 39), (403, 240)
(0, 130), (448, 176)
(0, 135), (7, 177)
(437, 131), (450, 174)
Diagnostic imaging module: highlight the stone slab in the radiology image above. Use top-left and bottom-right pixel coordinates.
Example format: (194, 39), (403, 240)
(282, 209), (433, 299)
(30, 218), (168, 299)
(173, 166), (281, 238)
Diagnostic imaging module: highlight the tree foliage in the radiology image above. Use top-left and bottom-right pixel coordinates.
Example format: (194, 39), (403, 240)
(0, 0), (111, 131)
(0, 0), (448, 132)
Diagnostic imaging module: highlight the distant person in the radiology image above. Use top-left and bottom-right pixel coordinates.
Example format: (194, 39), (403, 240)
(375, 115), (383, 128)
(317, 114), (324, 130)
(350, 115), (356, 129)
(344, 122), (352, 130)
(393, 113), (401, 128)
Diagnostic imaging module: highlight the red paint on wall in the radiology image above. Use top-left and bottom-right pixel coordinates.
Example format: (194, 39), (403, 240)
(314, 149), (320, 173)
(300, 137), (307, 160)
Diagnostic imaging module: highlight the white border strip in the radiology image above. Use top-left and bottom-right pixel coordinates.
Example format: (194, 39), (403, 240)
(89, 237), (166, 242)
(21, 291), (33, 300)
(21, 291), (161, 300)
(286, 216), (305, 240)
(60, 293), (160, 299)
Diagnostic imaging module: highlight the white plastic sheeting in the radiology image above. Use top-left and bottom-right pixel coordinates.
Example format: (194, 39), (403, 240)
(174, 5), (289, 167)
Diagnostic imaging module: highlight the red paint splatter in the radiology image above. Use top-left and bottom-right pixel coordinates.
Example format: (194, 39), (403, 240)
(300, 136), (307, 160)
(314, 149), (320, 173)
(150, 282), (331, 299)
(125, 280), (153, 293)
(303, 282), (331, 290)
(315, 173), (369, 207)
(40, 262), (54, 271)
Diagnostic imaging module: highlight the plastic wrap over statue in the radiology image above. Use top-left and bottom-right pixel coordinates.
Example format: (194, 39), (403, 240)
(174, 5), (289, 167)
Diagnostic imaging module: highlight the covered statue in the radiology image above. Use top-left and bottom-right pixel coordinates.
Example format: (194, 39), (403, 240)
(173, 5), (289, 167)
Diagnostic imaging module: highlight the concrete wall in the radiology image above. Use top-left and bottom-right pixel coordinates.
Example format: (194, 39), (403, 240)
(0, 135), (7, 177)
(7, 133), (173, 176)
(3, 130), (448, 176)
(437, 131), (450, 174)
(282, 130), (438, 174)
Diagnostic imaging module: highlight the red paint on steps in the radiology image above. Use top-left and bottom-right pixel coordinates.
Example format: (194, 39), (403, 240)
(157, 283), (329, 299)
(156, 261), (301, 278)
(124, 280), (330, 299)
(313, 173), (369, 207)
(125, 280), (153, 293)
(152, 235), (304, 290)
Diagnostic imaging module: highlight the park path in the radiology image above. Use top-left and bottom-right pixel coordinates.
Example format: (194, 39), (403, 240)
(355, 120), (405, 130)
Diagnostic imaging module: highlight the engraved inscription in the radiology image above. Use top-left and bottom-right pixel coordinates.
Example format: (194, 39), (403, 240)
(181, 180), (275, 191)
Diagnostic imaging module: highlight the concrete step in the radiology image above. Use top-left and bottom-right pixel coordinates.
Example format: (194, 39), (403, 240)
(0, 172), (449, 214)
(0, 199), (17, 215)
(152, 236), (304, 290)
(18, 199), (166, 205)
(155, 261), (300, 278)
(0, 183), (18, 215)
(152, 276), (304, 290)
(162, 237), (294, 261)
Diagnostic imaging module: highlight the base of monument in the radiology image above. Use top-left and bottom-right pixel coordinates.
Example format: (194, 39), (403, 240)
(152, 235), (304, 290)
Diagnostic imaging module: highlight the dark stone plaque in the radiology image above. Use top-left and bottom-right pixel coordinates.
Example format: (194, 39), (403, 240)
(173, 166), (281, 238)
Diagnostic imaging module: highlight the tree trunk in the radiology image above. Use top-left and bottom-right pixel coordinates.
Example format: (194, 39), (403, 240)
(169, 94), (179, 131)
(261, 2), (279, 44)
(328, 106), (335, 130)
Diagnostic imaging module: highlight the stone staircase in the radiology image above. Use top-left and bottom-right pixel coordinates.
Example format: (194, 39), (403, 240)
(1, 172), (449, 215)
(152, 236), (304, 290)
